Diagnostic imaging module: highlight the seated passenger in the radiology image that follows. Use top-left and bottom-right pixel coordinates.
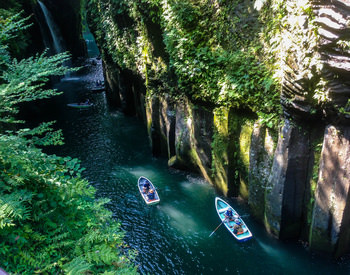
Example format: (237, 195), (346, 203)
(147, 189), (155, 201)
(233, 219), (244, 234)
(143, 181), (150, 193)
(224, 209), (236, 227)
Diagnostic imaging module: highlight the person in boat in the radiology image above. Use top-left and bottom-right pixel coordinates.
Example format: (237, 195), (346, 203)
(79, 99), (90, 105)
(143, 180), (150, 193)
(147, 189), (155, 201)
(224, 208), (239, 227)
(224, 209), (235, 222)
(233, 218), (244, 234)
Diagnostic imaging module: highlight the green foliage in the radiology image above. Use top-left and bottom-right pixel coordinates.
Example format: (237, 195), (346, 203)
(86, 0), (282, 127)
(0, 14), (73, 126)
(0, 134), (137, 274)
(0, 12), (137, 274)
(0, 6), (33, 59)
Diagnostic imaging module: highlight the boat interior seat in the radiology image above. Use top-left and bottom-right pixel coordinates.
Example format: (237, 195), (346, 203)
(218, 207), (230, 213)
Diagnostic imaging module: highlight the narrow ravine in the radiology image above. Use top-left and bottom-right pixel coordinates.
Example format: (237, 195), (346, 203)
(24, 37), (350, 275)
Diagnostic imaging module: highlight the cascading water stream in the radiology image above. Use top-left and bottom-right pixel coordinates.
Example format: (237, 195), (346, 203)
(38, 1), (65, 55)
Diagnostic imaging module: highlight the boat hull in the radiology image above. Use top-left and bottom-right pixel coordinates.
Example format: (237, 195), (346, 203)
(67, 103), (93, 109)
(215, 197), (252, 242)
(91, 87), (105, 93)
(138, 176), (160, 205)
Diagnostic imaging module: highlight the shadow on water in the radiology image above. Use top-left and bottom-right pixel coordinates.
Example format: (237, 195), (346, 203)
(18, 42), (350, 275)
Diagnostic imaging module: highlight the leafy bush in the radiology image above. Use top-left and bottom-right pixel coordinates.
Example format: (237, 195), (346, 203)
(0, 11), (137, 274)
(0, 134), (136, 274)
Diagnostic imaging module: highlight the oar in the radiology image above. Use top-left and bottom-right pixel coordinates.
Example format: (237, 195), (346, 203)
(209, 221), (224, 237)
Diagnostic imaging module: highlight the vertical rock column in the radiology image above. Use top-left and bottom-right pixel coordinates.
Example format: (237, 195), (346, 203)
(212, 107), (232, 196)
(248, 123), (275, 221)
(310, 125), (350, 256)
(102, 59), (121, 108)
(265, 120), (312, 238)
(158, 95), (176, 158)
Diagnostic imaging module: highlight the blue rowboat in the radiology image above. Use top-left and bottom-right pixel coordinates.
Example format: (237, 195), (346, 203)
(215, 197), (252, 242)
(138, 176), (160, 205)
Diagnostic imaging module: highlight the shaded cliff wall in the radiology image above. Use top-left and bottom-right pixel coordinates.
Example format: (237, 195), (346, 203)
(87, 0), (350, 257)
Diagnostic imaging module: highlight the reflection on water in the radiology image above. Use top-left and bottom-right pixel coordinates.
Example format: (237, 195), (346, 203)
(24, 56), (350, 274)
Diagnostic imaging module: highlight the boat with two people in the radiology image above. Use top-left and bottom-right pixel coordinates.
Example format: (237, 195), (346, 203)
(213, 197), (252, 242)
(67, 99), (93, 109)
(138, 176), (160, 205)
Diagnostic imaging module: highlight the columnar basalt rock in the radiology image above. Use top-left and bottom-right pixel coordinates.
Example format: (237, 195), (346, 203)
(102, 59), (121, 108)
(248, 123), (276, 221)
(171, 98), (214, 180)
(170, 99), (195, 171)
(159, 95), (176, 159)
(212, 108), (232, 196)
(265, 120), (313, 238)
(313, 0), (350, 118)
(310, 125), (350, 256)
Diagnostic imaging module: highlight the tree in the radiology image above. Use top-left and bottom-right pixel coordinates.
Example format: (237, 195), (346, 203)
(0, 12), (137, 274)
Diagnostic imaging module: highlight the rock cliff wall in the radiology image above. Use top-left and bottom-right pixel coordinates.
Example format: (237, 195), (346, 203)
(87, 0), (350, 257)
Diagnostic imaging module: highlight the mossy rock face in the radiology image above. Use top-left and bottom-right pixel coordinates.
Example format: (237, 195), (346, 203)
(238, 120), (253, 199)
(174, 99), (198, 172)
(211, 107), (256, 197)
(191, 104), (214, 178)
(103, 60), (122, 107)
(248, 123), (276, 220)
(146, 95), (168, 157)
(212, 107), (230, 195)
(158, 95), (176, 159)
(173, 99), (214, 180)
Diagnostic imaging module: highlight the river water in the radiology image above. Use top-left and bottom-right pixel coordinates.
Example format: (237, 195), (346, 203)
(24, 36), (350, 274)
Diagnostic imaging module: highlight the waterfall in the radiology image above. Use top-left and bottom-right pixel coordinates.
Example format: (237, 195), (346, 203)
(38, 1), (65, 54)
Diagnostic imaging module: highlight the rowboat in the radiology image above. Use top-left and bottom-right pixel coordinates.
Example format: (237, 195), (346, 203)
(67, 103), (93, 109)
(215, 197), (252, 242)
(90, 86), (105, 93)
(138, 176), (160, 205)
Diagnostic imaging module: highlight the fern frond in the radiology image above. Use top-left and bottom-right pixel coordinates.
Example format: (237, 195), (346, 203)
(18, 249), (38, 269)
(63, 257), (92, 275)
(85, 244), (119, 265)
(0, 194), (30, 228)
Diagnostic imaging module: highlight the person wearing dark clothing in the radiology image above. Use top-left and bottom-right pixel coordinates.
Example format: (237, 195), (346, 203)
(147, 189), (155, 201)
(224, 209), (234, 222)
(143, 181), (150, 193)
(224, 209), (239, 228)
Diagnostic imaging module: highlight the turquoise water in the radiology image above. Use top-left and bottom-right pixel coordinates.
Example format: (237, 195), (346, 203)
(23, 62), (349, 274)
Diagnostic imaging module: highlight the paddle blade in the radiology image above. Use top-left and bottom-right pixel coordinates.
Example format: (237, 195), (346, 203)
(209, 221), (223, 237)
